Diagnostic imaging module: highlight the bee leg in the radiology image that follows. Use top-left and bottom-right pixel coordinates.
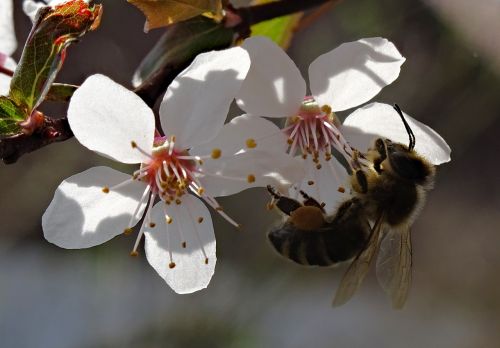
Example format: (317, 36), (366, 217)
(267, 185), (302, 216)
(372, 138), (387, 173)
(299, 190), (325, 212)
(353, 170), (369, 194)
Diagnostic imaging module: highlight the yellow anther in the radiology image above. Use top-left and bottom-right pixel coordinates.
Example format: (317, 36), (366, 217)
(182, 241), (187, 248)
(130, 251), (139, 257)
(211, 148), (222, 159)
(102, 186), (110, 194)
(246, 138), (257, 149)
(316, 164), (322, 170)
(166, 216), (173, 224)
(149, 222), (156, 228)
(123, 228), (133, 235)
(197, 187), (205, 195)
(204, 258), (209, 265)
(197, 217), (204, 224)
(169, 262), (176, 269)
(338, 186), (346, 193)
(307, 180), (315, 186)
(131, 141), (137, 148)
(198, 159), (204, 165)
(302, 154), (307, 159)
(266, 202), (275, 210)
(216, 206), (224, 211)
(321, 104), (332, 115)
(175, 199), (181, 205)
(287, 138), (293, 145)
(247, 174), (256, 183)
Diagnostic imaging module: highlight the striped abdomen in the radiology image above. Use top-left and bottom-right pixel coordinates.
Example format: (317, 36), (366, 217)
(268, 220), (368, 266)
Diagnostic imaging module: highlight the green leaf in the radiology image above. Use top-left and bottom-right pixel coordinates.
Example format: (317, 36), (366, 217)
(133, 16), (234, 87)
(9, 0), (102, 114)
(0, 96), (25, 137)
(46, 83), (78, 102)
(250, 0), (303, 49)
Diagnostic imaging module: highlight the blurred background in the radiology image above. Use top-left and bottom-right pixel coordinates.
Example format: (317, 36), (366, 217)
(1, 0), (499, 347)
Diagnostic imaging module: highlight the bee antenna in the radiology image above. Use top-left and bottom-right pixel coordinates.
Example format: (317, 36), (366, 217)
(393, 104), (416, 151)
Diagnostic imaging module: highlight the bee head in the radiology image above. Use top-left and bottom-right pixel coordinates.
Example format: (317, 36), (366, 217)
(376, 105), (434, 184)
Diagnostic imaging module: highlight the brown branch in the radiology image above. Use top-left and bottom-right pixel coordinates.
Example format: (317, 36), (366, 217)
(0, 65), (14, 77)
(0, 116), (73, 164)
(236, 0), (336, 27)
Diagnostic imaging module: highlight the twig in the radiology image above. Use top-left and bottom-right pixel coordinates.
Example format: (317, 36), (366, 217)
(0, 116), (73, 164)
(236, 0), (335, 27)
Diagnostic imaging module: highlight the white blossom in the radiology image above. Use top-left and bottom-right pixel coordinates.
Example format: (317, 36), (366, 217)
(237, 36), (411, 212)
(42, 48), (303, 294)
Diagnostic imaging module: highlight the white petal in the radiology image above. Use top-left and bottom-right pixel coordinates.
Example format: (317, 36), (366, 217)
(236, 36), (306, 118)
(42, 166), (148, 249)
(0, 0), (16, 55)
(68, 74), (155, 164)
(22, 1), (44, 21)
(144, 195), (215, 294)
(290, 155), (349, 215)
(0, 56), (16, 96)
(160, 47), (250, 150)
(309, 37), (405, 112)
(342, 102), (451, 165)
(198, 150), (305, 197)
(190, 114), (287, 157)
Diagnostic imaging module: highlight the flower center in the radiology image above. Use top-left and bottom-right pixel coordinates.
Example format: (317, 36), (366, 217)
(283, 97), (353, 164)
(137, 137), (196, 203)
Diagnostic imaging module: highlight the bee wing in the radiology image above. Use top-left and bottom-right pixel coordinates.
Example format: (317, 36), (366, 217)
(375, 226), (412, 309)
(332, 213), (385, 307)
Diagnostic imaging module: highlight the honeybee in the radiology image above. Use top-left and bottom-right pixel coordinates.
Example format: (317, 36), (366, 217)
(267, 105), (435, 308)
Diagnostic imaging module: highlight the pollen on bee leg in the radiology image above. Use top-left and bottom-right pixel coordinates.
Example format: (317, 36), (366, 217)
(211, 148), (222, 159)
(246, 138), (257, 149)
(247, 174), (256, 183)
